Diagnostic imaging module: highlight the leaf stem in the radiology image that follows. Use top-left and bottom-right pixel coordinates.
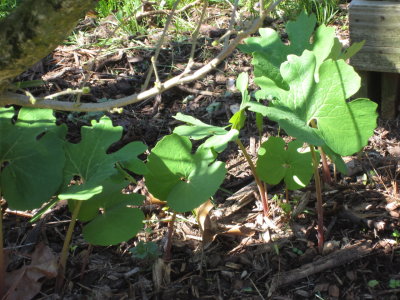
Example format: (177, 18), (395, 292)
(163, 212), (177, 261)
(319, 147), (332, 184)
(56, 200), (83, 292)
(310, 145), (324, 253)
(0, 196), (5, 298)
(236, 139), (269, 216)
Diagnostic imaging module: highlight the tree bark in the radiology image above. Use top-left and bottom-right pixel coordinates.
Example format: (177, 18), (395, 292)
(0, 0), (96, 90)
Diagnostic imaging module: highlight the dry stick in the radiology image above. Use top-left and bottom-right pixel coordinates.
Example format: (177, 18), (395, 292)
(269, 241), (374, 294)
(55, 200), (83, 292)
(310, 145), (324, 253)
(141, 0), (181, 92)
(0, 0), (284, 111)
(183, 0), (208, 74)
(135, 0), (201, 20)
(236, 139), (269, 216)
(0, 202), (5, 298)
(224, 0), (239, 49)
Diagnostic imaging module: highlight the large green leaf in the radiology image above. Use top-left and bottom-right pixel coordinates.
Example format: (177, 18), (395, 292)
(0, 107), (65, 210)
(248, 50), (378, 156)
(256, 137), (316, 190)
(238, 11), (336, 84)
(145, 134), (226, 212)
(59, 116), (146, 200)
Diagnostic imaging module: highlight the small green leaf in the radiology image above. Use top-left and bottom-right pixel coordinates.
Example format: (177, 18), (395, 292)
(229, 110), (246, 131)
(145, 134), (226, 212)
(173, 113), (236, 152)
(256, 137), (316, 190)
(236, 72), (249, 94)
(367, 280), (379, 288)
(173, 113), (227, 140)
(130, 241), (160, 260)
(340, 40), (366, 61)
(389, 279), (400, 289)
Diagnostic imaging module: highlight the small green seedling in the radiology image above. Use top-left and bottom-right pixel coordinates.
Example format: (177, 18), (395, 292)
(368, 280), (379, 288)
(389, 279), (400, 289)
(257, 137), (317, 190)
(130, 241), (161, 260)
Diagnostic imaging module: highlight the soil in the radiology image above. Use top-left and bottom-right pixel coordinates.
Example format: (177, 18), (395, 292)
(2, 4), (400, 300)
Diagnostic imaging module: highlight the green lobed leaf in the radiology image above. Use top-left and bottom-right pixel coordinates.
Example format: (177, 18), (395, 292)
(238, 11), (336, 84)
(145, 134), (226, 213)
(256, 137), (316, 190)
(248, 50), (378, 156)
(59, 116), (146, 201)
(0, 107), (66, 210)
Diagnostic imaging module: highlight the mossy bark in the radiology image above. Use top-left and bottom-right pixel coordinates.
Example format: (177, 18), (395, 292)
(0, 0), (96, 89)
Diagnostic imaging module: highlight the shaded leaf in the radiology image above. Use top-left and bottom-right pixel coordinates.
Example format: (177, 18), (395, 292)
(145, 134), (226, 212)
(59, 116), (146, 200)
(0, 107), (65, 210)
(257, 137), (316, 190)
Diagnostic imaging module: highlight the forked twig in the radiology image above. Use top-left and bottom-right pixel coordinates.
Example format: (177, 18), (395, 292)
(141, 0), (181, 92)
(0, 0), (284, 111)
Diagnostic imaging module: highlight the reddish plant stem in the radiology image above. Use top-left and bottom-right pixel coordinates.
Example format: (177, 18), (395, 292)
(0, 202), (5, 298)
(311, 146), (324, 253)
(55, 200), (82, 292)
(163, 212), (177, 261)
(319, 147), (332, 184)
(236, 139), (269, 216)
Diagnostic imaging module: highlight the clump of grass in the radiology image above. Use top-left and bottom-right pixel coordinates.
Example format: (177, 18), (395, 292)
(274, 0), (340, 25)
(0, 0), (21, 18)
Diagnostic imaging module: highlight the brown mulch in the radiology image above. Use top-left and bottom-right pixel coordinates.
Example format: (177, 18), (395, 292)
(3, 5), (400, 300)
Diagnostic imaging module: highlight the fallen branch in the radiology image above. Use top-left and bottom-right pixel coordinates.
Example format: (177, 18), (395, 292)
(269, 241), (374, 294)
(0, 0), (284, 112)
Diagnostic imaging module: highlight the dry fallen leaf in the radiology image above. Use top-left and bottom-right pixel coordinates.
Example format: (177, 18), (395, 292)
(195, 199), (218, 246)
(4, 243), (57, 300)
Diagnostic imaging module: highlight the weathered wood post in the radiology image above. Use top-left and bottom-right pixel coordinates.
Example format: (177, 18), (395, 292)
(349, 0), (400, 119)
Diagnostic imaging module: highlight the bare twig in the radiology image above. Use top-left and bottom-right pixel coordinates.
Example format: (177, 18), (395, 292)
(141, 0), (181, 92)
(269, 242), (374, 294)
(136, 0), (201, 20)
(0, 0), (283, 111)
(184, 0), (208, 73)
(224, 0), (239, 48)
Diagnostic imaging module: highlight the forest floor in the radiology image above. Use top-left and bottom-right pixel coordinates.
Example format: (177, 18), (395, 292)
(3, 4), (400, 300)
